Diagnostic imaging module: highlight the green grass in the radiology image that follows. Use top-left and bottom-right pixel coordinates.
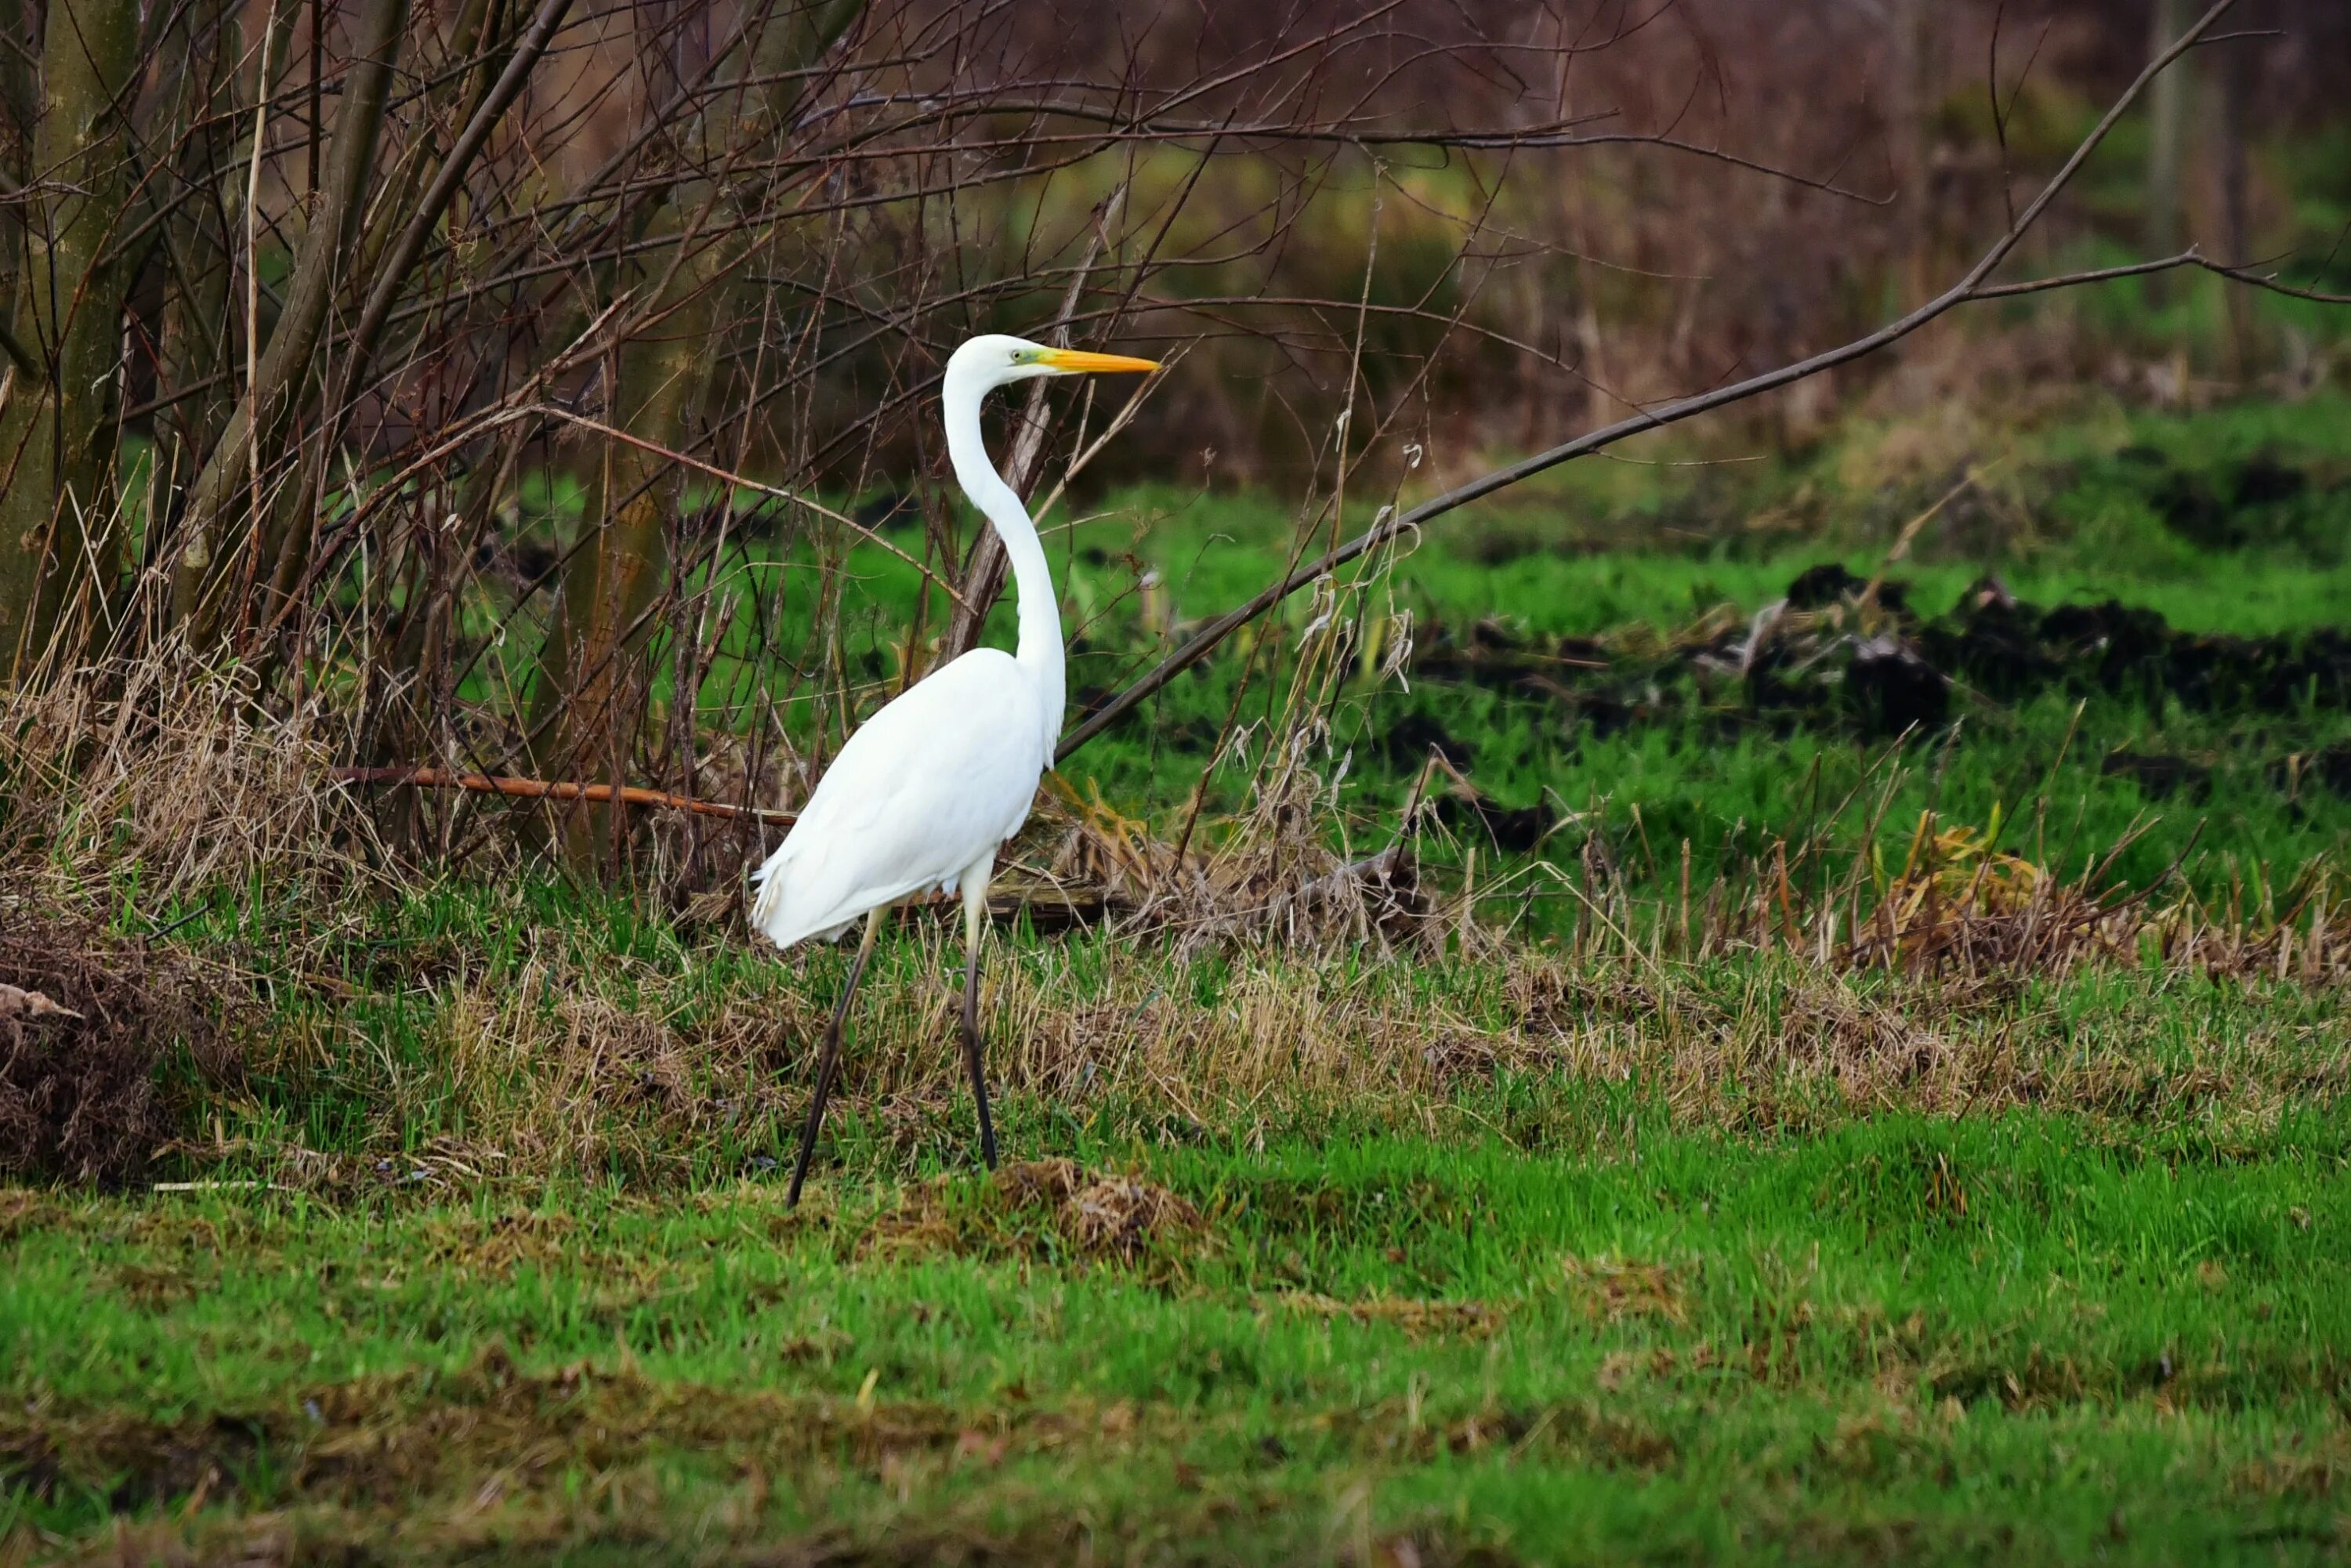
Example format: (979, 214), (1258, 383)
(12, 393), (2351, 1562)
(5, 1102), (2347, 1563)
(9, 869), (2350, 1560)
(1032, 394), (2351, 914)
(1082, 391), (2351, 618)
(414, 395), (2351, 937)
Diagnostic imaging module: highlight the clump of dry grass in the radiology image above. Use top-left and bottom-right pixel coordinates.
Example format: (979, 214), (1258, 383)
(861, 1157), (1204, 1268)
(0, 889), (236, 1183)
(1830, 813), (2351, 985)
(0, 650), (390, 904)
(1014, 767), (1433, 955)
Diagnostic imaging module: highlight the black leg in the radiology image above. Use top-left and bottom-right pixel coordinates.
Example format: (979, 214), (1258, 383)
(961, 941), (998, 1171)
(788, 911), (881, 1208)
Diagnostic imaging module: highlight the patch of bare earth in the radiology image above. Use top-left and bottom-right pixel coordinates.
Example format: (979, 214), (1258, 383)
(861, 1157), (1204, 1269)
(1560, 1255), (1691, 1326)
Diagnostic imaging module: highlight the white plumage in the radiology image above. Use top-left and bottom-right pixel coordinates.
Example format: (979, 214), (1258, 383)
(749, 648), (1042, 947)
(752, 332), (1160, 1204)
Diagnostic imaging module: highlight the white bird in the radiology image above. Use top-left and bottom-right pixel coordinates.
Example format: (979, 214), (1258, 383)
(750, 333), (1159, 1204)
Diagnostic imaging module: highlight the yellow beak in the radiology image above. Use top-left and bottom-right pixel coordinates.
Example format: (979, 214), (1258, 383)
(1037, 348), (1161, 374)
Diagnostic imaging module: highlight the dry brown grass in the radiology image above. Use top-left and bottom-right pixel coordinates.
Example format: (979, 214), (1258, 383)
(1012, 768), (1433, 956)
(4, 655), (2345, 1191)
(1828, 815), (2351, 986)
(0, 892), (237, 1183)
(143, 909), (2342, 1193)
(0, 654), (388, 907)
(858, 1156), (1205, 1270)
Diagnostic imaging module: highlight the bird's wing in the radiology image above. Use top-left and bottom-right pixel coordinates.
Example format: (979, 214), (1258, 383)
(750, 650), (1045, 947)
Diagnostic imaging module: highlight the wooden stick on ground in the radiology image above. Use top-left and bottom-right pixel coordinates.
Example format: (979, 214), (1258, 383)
(329, 766), (798, 826)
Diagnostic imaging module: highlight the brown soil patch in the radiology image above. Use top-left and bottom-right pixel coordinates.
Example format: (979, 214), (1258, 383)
(1, 1345), (1261, 1563)
(1561, 1255), (1690, 1325)
(415, 1209), (581, 1280)
(863, 1157), (1205, 1269)
(0, 1187), (64, 1240)
(1280, 1291), (1505, 1338)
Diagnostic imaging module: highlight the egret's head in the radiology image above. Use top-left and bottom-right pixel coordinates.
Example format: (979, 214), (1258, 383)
(950, 333), (1160, 394)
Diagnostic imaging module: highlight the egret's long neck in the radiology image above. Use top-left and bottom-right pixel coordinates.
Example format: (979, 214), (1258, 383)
(945, 379), (1063, 759)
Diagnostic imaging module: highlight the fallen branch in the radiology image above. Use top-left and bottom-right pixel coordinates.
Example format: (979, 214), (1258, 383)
(0, 983), (81, 1023)
(334, 766), (1129, 925)
(330, 766), (797, 826)
(1058, 0), (2288, 763)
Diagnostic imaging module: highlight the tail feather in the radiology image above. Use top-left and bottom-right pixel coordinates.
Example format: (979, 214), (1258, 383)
(748, 847), (793, 942)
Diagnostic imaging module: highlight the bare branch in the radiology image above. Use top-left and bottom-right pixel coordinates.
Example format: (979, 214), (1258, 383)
(1058, 0), (2262, 762)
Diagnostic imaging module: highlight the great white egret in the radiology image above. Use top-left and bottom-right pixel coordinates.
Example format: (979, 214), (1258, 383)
(751, 333), (1160, 1204)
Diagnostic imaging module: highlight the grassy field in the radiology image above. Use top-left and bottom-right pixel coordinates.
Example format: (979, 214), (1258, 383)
(7, 1091), (2349, 1563)
(5, 393), (2351, 1563)
(759, 390), (2351, 918)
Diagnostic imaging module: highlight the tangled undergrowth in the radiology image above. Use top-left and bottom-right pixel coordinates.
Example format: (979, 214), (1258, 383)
(0, 893), (234, 1183)
(0, 649), (2345, 1190)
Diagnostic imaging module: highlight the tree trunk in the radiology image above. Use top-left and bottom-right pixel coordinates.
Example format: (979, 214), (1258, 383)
(525, 0), (864, 865)
(152, 0), (250, 571)
(2143, 0), (2193, 303)
(0, 0), (140, 678)
(2217, 20), (2257, 375)
(524, 262), (715, 860)
(172, 0), (411, 647)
